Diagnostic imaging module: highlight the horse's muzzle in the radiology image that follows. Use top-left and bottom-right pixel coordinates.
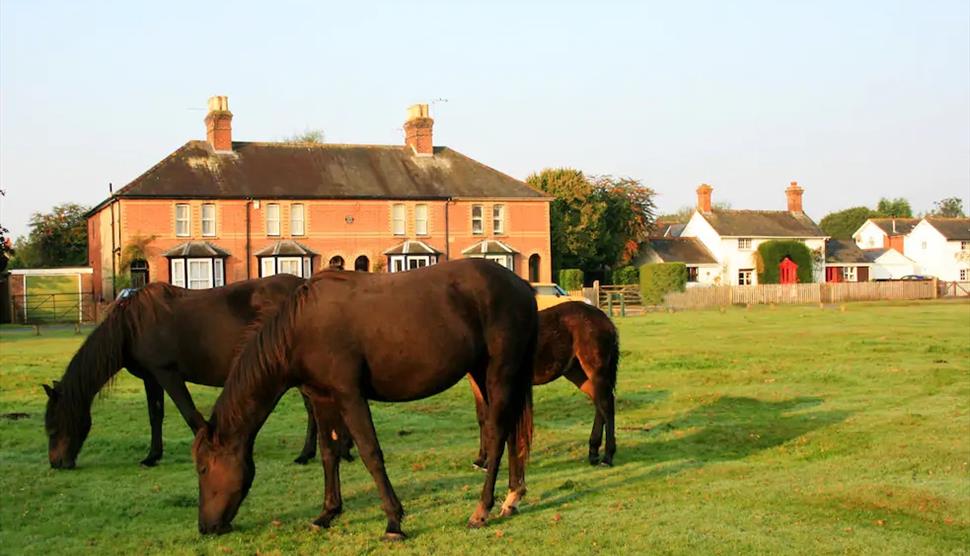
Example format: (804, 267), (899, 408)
(50, 458), (76, 470)
(198, 521), (234, 536)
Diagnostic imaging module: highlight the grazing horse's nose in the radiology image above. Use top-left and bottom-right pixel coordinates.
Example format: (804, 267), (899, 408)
(199, 521), (233, 535)
(50, 458), (76, 470)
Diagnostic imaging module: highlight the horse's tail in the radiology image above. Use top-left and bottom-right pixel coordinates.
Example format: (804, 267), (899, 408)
(604, 320), (620, 394)
(515, 381), (534, 464)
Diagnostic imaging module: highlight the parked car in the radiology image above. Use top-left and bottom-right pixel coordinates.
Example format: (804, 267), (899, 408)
(533, 283), (592, 310)
(899, 274), (932, 281)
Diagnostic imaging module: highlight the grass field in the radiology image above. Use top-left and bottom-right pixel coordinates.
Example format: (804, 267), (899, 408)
(1, 301), (968, 555)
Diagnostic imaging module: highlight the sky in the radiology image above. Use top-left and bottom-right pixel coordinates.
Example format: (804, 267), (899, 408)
(1, 0), (968, 237)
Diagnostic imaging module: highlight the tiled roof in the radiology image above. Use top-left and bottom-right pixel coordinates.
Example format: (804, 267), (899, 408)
(867, 218), (920, 236)
(163, 241), (230, 258)
(253, 240), (317, 257)
(825, 239), (870, 264)
(461, 239), (518, 255)
(700, 209), (825, 237)
(644, 238), (718, 265)
(925, 218), (970, 240)
(383, 240), (441, 255)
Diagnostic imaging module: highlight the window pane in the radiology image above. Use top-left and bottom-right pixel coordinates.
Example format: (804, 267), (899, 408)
(279, 257), (302, 276)
(261, 258), (276, 277)
(170, 259), (185, 287)
(291, 204), (305, 236)
(188, 259), (212, 289)
(201, 204), (216, 236)
(267, 204), (280, 236)
(493, 205), (505, 234)
(415, 204), (428, 236)
(303, 257), (311, 277)
(472, 204), (483, 235)
(176, 204), (190, 237)
(214, 259), (224, 287)
(392, 204), (405, 235)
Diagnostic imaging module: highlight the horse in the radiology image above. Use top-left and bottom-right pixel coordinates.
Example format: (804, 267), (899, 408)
(42, 274), (335, 469)
(192, 259), (537, 540)
(469, 301), (619, 468)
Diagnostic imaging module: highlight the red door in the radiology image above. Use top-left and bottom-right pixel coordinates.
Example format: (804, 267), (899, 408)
(825, 266), (841, 283)
(779, 257), (799, 284)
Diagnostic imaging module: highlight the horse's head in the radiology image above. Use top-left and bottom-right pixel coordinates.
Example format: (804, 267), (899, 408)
(193, 422), (254, 535)
(43, 382), (89, 469)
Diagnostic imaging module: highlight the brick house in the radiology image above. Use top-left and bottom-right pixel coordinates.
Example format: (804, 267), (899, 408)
(86, 97), (552, 299)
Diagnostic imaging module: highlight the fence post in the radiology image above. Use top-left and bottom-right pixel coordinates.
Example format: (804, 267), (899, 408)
(593, 280), (601, 308)
(932, 277), (939, 299)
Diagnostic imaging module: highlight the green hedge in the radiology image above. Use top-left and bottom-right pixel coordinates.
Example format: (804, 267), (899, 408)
(558, 269), (584, 290)
(756, 240), (813, 284)
(613, 266), (639, 285)
(639, 263), (687, 304)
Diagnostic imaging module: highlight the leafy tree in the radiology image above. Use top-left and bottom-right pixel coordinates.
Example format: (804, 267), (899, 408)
(819, 206), (877, 239)
(657, 201), (731, 224)
(9, 203), (89, 268)
(287, 129), (325, 143)
(930, 197), (965, 218)
(876, 197), (912, 218)
(527, 168), (656, 273)
(0, 189), (12, 272)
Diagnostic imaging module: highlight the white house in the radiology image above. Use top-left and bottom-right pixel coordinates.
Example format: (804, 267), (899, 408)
(636, 237), (720, 286)
(861, 248), (919, 280)
(853, 218), (919, 252)
(668, 182), (828, 285)
(903, 218), (970, 281)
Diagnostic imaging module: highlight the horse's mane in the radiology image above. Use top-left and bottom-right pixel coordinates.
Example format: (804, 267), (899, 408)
(214, 277), (318, 433)
(48, 283), (183, 433)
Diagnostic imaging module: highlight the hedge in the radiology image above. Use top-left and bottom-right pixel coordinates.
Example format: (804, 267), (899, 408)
(558, 269), (584, 291)
(613, 266), (639, 285)
(756, 240), (813, 284)
(639, 263), (687, 304)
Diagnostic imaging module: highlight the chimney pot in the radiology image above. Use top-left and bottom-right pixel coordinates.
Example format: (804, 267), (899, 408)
(404, 103), (434, 156)
(696, 183), (713, 213)
(204, 95), (233, 152)
(786, 180), (804, 213)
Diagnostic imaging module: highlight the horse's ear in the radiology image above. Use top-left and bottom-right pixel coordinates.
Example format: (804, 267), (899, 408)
(42, 384), (58, 400)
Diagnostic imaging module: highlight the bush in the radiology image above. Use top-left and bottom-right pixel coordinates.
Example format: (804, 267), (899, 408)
(756, 241), (813, 284)
(613, 266), (639, 285)
(558, 269), (584, 291)
(639, 263), (687, 304)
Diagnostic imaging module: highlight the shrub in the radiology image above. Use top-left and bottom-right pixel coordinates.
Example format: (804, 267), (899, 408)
(639, 263), (687, 304)
(756, 241), (813, 284)
(613, 266), (639, 285)
(558, 269), (584, 291)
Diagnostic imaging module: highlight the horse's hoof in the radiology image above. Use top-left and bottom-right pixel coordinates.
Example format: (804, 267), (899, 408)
(498, 505), (519, 518)
(466, 517), (487, 529)
(472, 461), (487, 472)
(382, 531), (407, 542)
(139, 457), (160, 468)
(598, 459), (613, 467)
(293, 455), (311, 465)
(341, 453), (355, 463)
(588, 456), (600, 466)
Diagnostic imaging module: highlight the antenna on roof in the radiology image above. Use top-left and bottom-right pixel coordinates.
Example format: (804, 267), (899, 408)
(431, 98), (449, 106)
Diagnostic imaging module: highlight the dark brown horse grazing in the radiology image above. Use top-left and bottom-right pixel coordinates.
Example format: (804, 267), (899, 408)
(470, 301), (618, 467)
(42, 275), (331, 469)
(192, 259), (537, 540)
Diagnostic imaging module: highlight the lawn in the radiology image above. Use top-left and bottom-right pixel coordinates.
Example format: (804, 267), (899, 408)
(1, 301), (968, 555)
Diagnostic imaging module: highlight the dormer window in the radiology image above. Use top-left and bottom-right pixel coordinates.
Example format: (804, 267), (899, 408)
(738, 238), (752, 250)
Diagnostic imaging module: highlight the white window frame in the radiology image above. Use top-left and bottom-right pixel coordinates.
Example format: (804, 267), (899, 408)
(175, 204), (191, 237)
(415, 204), (428, 236)
(291, 204), (305, 236)
(842, 266), (857, 282)
(737, 238), (752, 250)
(484, 254), (512, 270)
(278, 257), (302, 276)
(687, 266), (699, 282)
(390, 256), (406, 273)
(266, 203), (281, 237)
(261, 258), (277, 277)
(961, 241), (970, 251)
(738, 268), (754, 286)
(170, 259), (185, 287)
(407, 256), (431, 270)
(214, 259), (224, 287)
(960, 268), (969, 281)
(392, 204), (406, 236)
(303, 257), (312, 277)
(201, 203), (216, 237)
(389, 255), (434, 272)
(492, 204), (505, 235)
(188, 259), (214, 290)
(472, 204), (484, 235)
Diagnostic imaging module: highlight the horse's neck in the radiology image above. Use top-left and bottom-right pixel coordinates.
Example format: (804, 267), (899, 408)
(214, 374), (290, 443)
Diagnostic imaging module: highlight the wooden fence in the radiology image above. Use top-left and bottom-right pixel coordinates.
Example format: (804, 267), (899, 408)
(660, 281), (936, 310)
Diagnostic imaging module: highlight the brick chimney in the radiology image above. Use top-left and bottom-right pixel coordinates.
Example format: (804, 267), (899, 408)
(696, 183), (713, 213)
(404, 104), (434, 156)
(204, 95), (233, 152)
(786, 181), (804, 213)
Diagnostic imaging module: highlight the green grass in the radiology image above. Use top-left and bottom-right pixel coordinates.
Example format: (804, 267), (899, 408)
(1, 301), (969, 555)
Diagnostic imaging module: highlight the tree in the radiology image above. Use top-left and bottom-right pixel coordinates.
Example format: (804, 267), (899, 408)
(657, 201), (731, 224)
(819, 206), (877, 239)
(9, 203), (89, 268)
(526, 168), (656, 272)
(876, 197), (912, 218)
(0, 189), (12, 272)
(287, 129), (325, 143)
(930, 197), (965, 218)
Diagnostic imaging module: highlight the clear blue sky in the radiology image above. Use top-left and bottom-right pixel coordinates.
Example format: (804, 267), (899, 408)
(2, 0), (968, 237)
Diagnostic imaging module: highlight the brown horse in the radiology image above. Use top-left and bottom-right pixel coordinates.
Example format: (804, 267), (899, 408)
(470, 301), (619, 467)
(192, 259), (537, 539)
(42, 275), (333, 469)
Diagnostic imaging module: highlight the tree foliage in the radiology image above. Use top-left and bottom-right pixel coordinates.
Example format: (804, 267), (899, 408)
(755, 241), (813, 284)
(558, 269), (584, 290)
(819, 206), (877, 239)
(657, 202), (732, 224)
(876, 197), (913, 218)
(0, 189), (11, 272)
(930, 197), (965, 218)
(287, 129), (326, 143)
(526, 168), (656, 273)
(9, 203), (89, 268)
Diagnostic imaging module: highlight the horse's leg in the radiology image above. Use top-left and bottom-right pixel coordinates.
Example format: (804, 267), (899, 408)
(151, 370), (206, 433)
(594, 374), (616, 466)
(140, 375), (165, 467)
(309, 399), (344, 528)
(336, 393), (405, 540)
(468, 378), (513, 528)
(467, 374), (488, 470)
(294, 392), (318, 465)
(563, 363), (604, 465)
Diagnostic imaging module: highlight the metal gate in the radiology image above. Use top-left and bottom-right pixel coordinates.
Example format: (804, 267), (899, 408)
(11, 292), (97, 324)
